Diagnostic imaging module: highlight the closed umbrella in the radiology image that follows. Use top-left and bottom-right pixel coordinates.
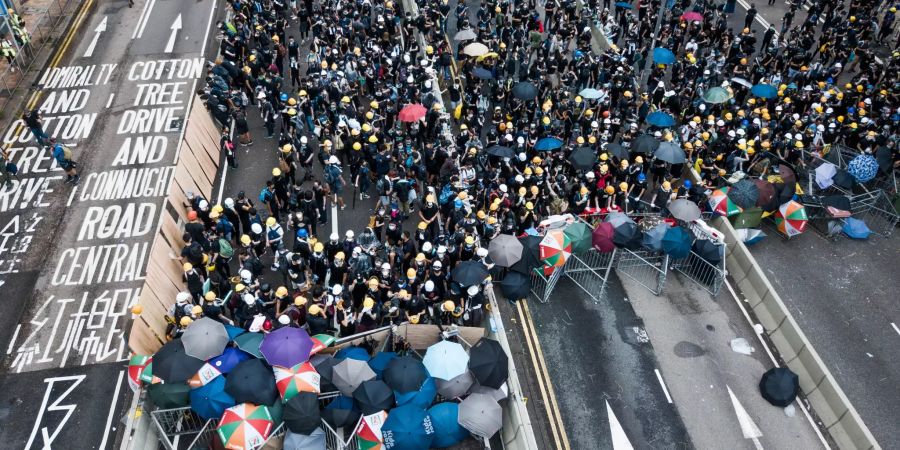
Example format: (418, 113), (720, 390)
(500, 271), (530, 300)
(842, 217), (872, 239)
(753, 180), (776, 207)
(398, 104), (427, 122)
(468, 338), (508, 389)
(534, 137), (564, 151)
(283, 392), (321, 435)
(604, 143), (629, 160)
(274, 362), (321, 402)
(728, 179), (760, 209)
(152, 339), (205, 383)
(646, 111), (676, 127)
(613, 222), (642, 249)
(284, 428), (326, 450)
(485, 145), (514, 158)
(668, 199), (701, 221)
(471, 67), (493, 80)
(642, 222), (670, 252)
(458, 393), (503, 438)
(702, 87), (731, 104)
(435, 372), (475, 399)
(322, 395), (361, 428)
(631, 134), (660, 153)
(147, 382), (191, 409)
(181, 317), (229, 361)
(453, 28), (476, 41)
(578, 87), (602, 99)
(654, 141), (686, 163)
(382, 405), (435, 450)
(394, 376), (437, 409)
(750, 84), (778, 98)
(190, 376), (236, 420)
(260, 326), (314, 368)
(569, 146), (596, 171)
(759, 368), (799, 407)
(488, 234), (523, 267)
(592, 222), (616, 253)
(428, 403), (470, 448)
(217, 403), (275, 450)
(848, 154), (879, 183)
(332, 358), (376, 396)
(451, 260), (489, 287)
(563, 221), (592, 254)
(692, 239), (723, 265)
(422, 340), (469, 381)
(815, 162), (837, 189)
(226, 359), (278, 406)
(662, 226), (692, 259)
(775, 201), (808, 237)
(368, 352), (397, 378)
(652, 47), (676, 65)
(234, 332), (264, 358)
(462, 42), (489, 57)
(512, 81), (538, 100)
(384, 356), (428, 394)
(353, 380), (394, 415)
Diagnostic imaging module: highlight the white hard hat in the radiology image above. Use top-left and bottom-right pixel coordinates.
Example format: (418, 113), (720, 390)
(251, 223), (263, 234)
(300, 136), (308, 144)
(476, 247), (489, 257)
(425, 280), (435, 292)
(346, 230), (354, 239)
(243, 293), (255, 305)
(467, 285), (479, 296)
(331, 233), (339, 241)
(198, 199), (209, 210)
(332, 284), (343, 295)
(224, 197), (235, 208)
(240, 269), (252, 281)
(437, 245), (447, 254)
(422, 242), (433, 252)
(328, 155), (340, 164)
(278, 314), (290, 324)
(382, 262), (391, 270)
(176, 292), (192, 303)
(499, 184), (508, 193)
(518, 152), (526, 161)
(433, 260), (443, 269)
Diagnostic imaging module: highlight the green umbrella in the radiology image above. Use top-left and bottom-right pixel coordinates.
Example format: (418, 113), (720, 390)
(563, 222), (592, 254)
(147, 382), (191, 409)
(702, 87), (732, 104)
(731, 207), (763, 229)
(234, 332), (264, 358)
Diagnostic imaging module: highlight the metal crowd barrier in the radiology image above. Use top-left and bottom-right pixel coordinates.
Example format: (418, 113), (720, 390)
(562, 248), (617, 303)
(671, 249), (727, 297)
(849, 190), (899, 237)
(614, 249), (669, 296)
(151, 406), (209, 450)
(530, 265), (565, 304)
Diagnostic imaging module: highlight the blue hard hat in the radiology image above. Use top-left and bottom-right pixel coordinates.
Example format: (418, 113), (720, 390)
(684, 180), (692, 189)
(297, 228), (308, 238)
(280, 93), (288, 101)
(638, 172), (646, 182)
(454, 199), (463, 208)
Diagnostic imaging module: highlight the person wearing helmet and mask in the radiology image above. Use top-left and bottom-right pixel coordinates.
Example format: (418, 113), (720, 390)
(265, 217), (285, 269)
(306, 304), (331, 335)
(308, 242), (329, 286)
(330, 251), (349, 286)
(335, 297), (356, 337)
(419, 193), (442, 237)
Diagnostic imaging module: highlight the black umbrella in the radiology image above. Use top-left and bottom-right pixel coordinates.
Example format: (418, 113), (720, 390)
(468, 338), (509, 389)
(283, 392), (321, 435)
(452, 260), (489, 287)
(821, 195), (851, 212)
(875, 146), (893, 174)
(569, 147), (597, 171)
(831, 169), (855, 190)
(692, 239), (722, 265)
(500, 271), (530, 299)
(353, 380), (395, 415)
(153, 339), (205, 383)
(631, 134), (660, 154)
(512, 81), (538, 100)
(225, 359), (278, 406)
(777, 181), (796, 204)
(728, 179), (760, 209)
(384, 356), (428, 394)
(312, 355), (339, 392)
(654, 141), (687, 164)
(485, 145), (514, 158)
(759, 367), (800, 407)
(612, 222), (642, 249)
(147, 382), (191, 409)
(605, 143), (629, 160)
(508, 235), (543, 274)
(322, 395), (361, 428)
(472, 67), (493, 80)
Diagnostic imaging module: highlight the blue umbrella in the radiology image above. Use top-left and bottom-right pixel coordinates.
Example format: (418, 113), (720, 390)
(652, 47), (676, 65)
(208, 347), (250, 374)
(751, 84), (778, 99)
(335, 346), (370, 361)
(847, 154), (879, 183)
(578, 88), (602, 99)
(615, 1), (634, 9)
(646, 111), (676, 127)
(842, 218), (872, 239)
(190, 377), (235, 420)
(534, 137), (564, 151)
(662, 226), (692, 259)
(735, 228), (767, 245)
(382, 405), (435, 449)
(394, 377), (437, 409)
(368, 352), (398, 378)
(224, 324), (246, 340)
(472, 67), (493, 80)
(323, 395), (361, 428)
(428, 403), (470, 448)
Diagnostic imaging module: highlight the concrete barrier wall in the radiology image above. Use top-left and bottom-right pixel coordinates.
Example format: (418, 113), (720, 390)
(128, 96), (222, 355)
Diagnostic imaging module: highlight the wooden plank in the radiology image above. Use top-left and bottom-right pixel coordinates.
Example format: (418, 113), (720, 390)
(173, 163), (203, 202)
(185, 125), (218, 171)
(128, 319), (166, 355)
(179, 147), (211, 194)
(160, 214), (185, 249)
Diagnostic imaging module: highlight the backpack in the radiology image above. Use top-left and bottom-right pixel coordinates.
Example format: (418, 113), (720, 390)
(439, 184), (454, 205)
(62, 146), (73, 161)
(218, 238), (234, 258)
(189, 241), (204, 261)
(259, 187), (271, 203)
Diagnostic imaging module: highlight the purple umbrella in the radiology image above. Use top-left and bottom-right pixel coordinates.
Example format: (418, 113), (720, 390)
(260, 327), (314, 368)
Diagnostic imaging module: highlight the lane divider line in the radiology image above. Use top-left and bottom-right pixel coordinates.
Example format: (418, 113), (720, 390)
(654, 368), (673, 403)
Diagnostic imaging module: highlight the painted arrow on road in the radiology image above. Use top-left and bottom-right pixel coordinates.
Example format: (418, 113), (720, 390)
(727, 385), (764, 450)
(164, 14), (182, 53)
(83, 16), (108, 58)
(605, 400), (634, 450)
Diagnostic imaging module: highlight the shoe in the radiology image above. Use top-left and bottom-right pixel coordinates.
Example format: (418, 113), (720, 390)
(271, 265), (280, 271)
(340, 205), (346, 210)
(64, 176), (73, 184)
(72, 175), (80, 185)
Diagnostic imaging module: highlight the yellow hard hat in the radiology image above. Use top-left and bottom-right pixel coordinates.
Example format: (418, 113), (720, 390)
(282, 144), (293, 153)
(131, 305), (143, 315)
(662, 181), (672, 190)
(309, 304), (322, 315)
(619, 182), (628, 192)
(465, 235), (475, 245)
(443, 300), (455, 312)
(205, 291), (216, 301)
(240, 234), (251, 245)
(370, 101), (379, 109)
(525, 201), (534, 210)
(276, 286), (289, 297)
(368, 135), (378, 143)
(314, 242), (324, 252)
(287, 108), (297, 116)
(363, 297), (375, 309)
(407, 268), (416, 278)
(183, 262), (193, 271)
(191, 305), (203, 315)
(353, 142), (362, 150)
(294, 296), (307, 306)
(180, 316), (193, 326)
(287, 98), (297, 106)
(266, 216), (277, 227)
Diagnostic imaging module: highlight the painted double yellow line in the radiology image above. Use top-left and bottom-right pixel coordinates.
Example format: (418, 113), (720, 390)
(516, 299), (571, 450)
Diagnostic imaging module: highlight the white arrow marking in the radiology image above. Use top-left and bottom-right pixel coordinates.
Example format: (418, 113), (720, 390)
(727, 386), (764, 450)
(164, 14), (182, 53)
(605, 400), (634, 450)
(83, 16), (107, 58)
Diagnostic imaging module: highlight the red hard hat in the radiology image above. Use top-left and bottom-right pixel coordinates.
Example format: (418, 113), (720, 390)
(187, 210), (198, 221)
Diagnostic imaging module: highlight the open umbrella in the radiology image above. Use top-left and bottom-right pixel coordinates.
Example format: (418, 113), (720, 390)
(275, 362), (321, 402)
(777, 164), (797, 184)
(488, 234), (523, 267)
(322, 395), (361, 428)
(333, 358), (376, 396)
(848, 154), (879, 183)
(153, 339), (205, 383)
(646, 111), (676, 127)
(642, 222), (670, 252)
(614, 1), (633, 8)
(435, 371), (475, 399)
(668, 199), (701, 221)
(127, 355), (151, 391)
(604, 143), (629, 160)
(815, 162), (837, 189)
(394, 376), (437, 409)
(539, 229), (572, 267)
(189, 347), (251, 388)
(284, 428), (326, 450)
(368, 352), (397, 378)
(451, 260), (489, 287)
(578, 87), (602, 99)
(422, 340), (469, 381)
(681, 11), (703, 21)
(654, 141), (686, 163)
(731, 77), (753, 88)
(831, 169), (855, 190)
(398, 104), (427, 123)
(753, 180), (776, 207)
(260, 326), (314, 368)
(592, 222), (616, 253)
(563, 221), (592, 254)
(631, 134), (660, 154)
(310, 334), (335, 356)
(353, 380), (394, 415)
(751, 84), (778, 99)
(652, 47), (676, 65)
(191, 376), (236, 420)
(875, 146), (893, 173)
(428, 403), (470, 448)
(662, 226), (692, 258)
(453, 28), (477, 41)
(534, 137), (564, 151)
(485, 145), (514, 158)
(468, 338), (508, 389)
(384, 356), (428, 394)
(569, 147), (596, 171)
(500, 271), (530, 300)
(283, 392), (321, 435)
(613, 222), (642, 249)
(692, 239), (723, 265)
(775, 201), (808, 237)
(731, 207), (763, 229)
(148, 382), (191, 409)
(458, 393), (503, 438)
(605, 212), (634, 228)
(234, 332), (264, 358)
(312, 355), (339, 393)
(226, 359), (278, 406)
(735, 228), (767, 245)
(702, 87), (731, 104)
(182, 317), (230, 361)
(512, 81), (538, 100)
(728, 180), (760, 209)
(382, 405), (434, 450)
(335, 346), (370, 361)
(217, 403), (275, 450)
(471, 67), (493, 80)
(708, 187), (743, 216)
(759, 368), (799, 407)
(461, 42), (489, 57)
(842, 217), (872, 239)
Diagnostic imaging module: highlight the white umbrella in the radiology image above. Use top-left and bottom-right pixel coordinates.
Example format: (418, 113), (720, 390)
(815, 162), (837, 189)
(422, 340), (469, 380)
(454, 28), (477, 41)
(462, 42), (489, 57)
(331, 359), (375, 396)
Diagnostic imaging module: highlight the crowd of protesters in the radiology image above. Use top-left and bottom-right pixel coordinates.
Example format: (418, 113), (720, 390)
(167, 0), (899, 339)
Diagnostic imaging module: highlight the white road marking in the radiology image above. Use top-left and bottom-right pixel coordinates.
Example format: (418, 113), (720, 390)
(106, 93), (115, 109)
(98, 370), (124, 450)
(727, 386), (764, 450)
(25, 375), (86, 450)
(215, 116), (234, 204)
(133, 0), (157, 40)
(6, 324), (21, 354)
(654, 368), (673, 403)
(83, 16), (108, 58)
(331, 203), (339, 236)
(605, 400), (634, 450)
(891, 322), (899, 336)
(164, 14), (183, 53)
(66, 186), (77, 207)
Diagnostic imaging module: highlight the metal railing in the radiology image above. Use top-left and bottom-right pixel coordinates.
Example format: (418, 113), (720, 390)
(150, 407), (210, 450)
(563, 247), (616, 303)
(849, 190), (899, 237)
(671, 248), (727, 297)
(615, 249), (669, 296)
(529, 265), (564, 303)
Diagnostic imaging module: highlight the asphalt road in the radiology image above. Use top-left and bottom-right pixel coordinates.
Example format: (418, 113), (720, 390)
(0, 0), (220, 447)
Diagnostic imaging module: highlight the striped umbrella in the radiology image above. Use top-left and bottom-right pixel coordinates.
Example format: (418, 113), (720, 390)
(127, 355), (151, 391)
(539, 229), (572, 267)
(217, 403), (274, 450)
(775, 201), (808, 237)
(274, 362), (321, 402)
(708, 187), (743, 216)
